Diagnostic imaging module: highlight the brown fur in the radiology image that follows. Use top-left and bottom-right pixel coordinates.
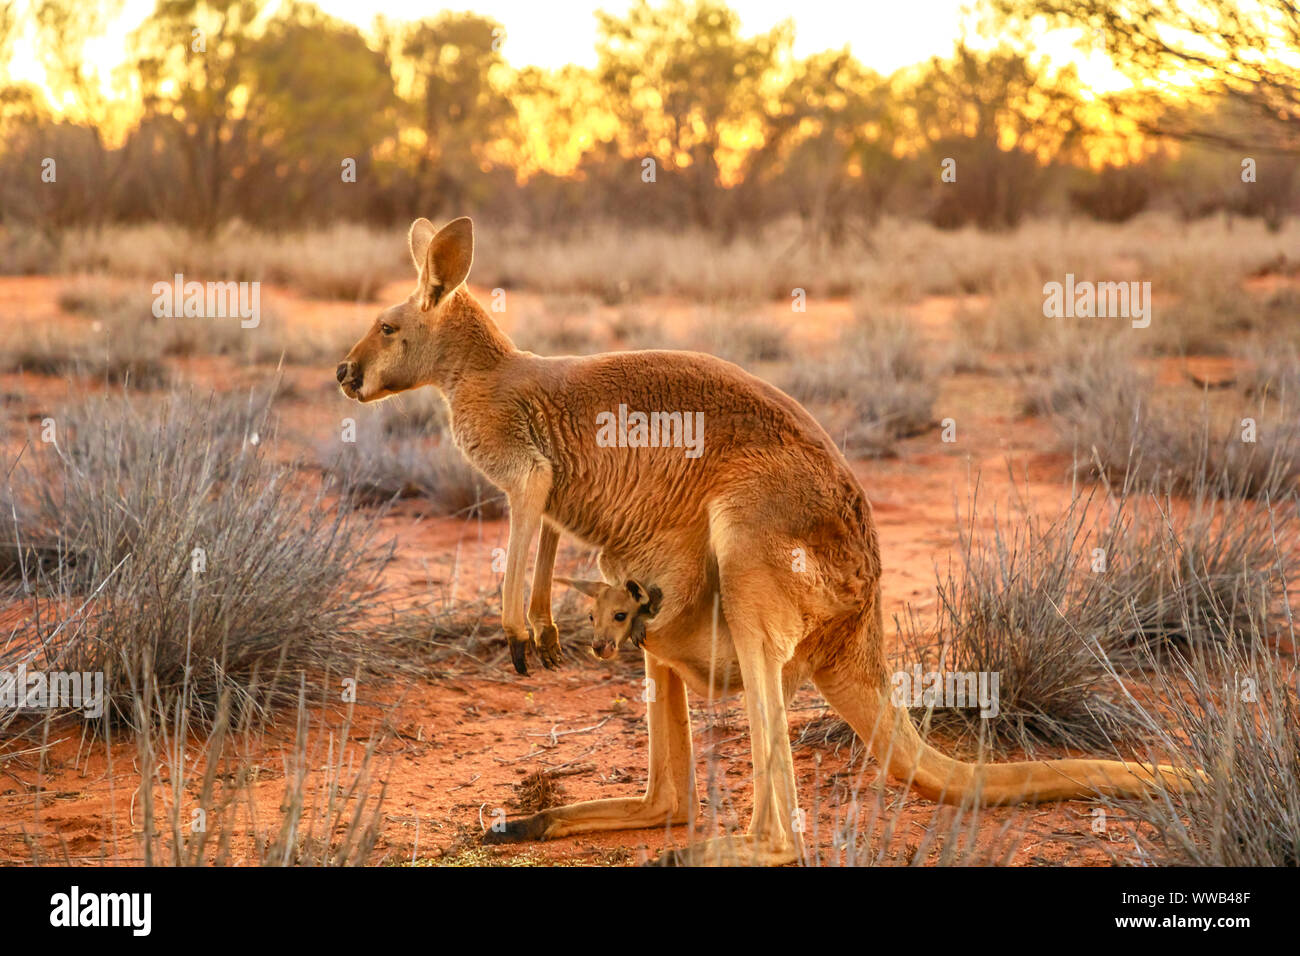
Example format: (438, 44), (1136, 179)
(339, 217), (1204, 866)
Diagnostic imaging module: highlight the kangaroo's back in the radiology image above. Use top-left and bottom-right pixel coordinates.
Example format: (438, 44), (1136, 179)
(458, 347), (872, 558)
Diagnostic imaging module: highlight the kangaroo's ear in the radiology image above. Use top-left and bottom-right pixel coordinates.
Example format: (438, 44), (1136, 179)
(627, 579), (661, 618)
(408, 218), (436, 272)
(645, 584), (663, 617)
(419, 217), (474, 312)
(556, 576), (605, 599)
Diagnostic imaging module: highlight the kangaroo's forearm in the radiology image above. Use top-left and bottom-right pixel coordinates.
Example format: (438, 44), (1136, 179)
(502, 465), (552, 675)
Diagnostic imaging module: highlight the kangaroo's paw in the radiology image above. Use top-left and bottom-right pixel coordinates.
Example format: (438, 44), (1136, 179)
(532, 622), (564, 669)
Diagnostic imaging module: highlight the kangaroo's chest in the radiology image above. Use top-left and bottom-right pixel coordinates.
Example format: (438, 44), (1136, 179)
(446, 402), (542, 489)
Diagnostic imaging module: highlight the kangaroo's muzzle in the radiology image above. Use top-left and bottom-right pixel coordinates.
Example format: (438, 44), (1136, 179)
(337, 360), (363, 396)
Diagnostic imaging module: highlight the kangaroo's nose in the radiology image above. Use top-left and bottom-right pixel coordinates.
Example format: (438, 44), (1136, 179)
(335, 362), (351, 384)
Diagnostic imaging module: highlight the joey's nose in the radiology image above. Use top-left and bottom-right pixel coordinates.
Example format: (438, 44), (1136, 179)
(335, 362), (351, 384)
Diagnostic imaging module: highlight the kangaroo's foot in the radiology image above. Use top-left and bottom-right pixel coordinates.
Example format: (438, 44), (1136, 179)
(480, 812), (554, 845)
(506, 623), (564, 674)
(531, 621), (564, 669)
(481, 796), (688, 844)
(646, 835), (798, 867)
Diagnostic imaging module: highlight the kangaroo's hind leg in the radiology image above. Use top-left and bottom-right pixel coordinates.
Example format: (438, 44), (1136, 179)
(653, 543), (804, 866)
(482, 650), (696, 843)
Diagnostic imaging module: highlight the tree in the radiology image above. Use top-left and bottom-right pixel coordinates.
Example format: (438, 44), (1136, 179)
(129, 0), (396, 232)
(596, 0), (792, 232)
(994, 0), (1300, 154)
(6, 0), (133, 232)
(129, 0), (263, 235)
(757, 49), (900, 248)
(381, 11), (515, 219)
(236, 3), (396, 225)
(902, 44), (1084, 229)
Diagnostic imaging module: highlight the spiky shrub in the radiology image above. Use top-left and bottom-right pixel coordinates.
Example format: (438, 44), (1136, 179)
(1238, 338), (1300, 406)
(56, 273), (133, 316)
(686, 304), (790, 365)
(1036, 339), (1300, 500)
(1102, 590), (1300, 866)
(94, 298), (306, 367)
(49, 269), (337, 368)
(375, 387), (449, 437)
(892, 470), (1294, 756)
(953, 293), (1057, 356)
(61, 222), (407, 302)
(1021, 333), (1143, 418)
(898, 488), (1138, 755)
(1, 389), (386, 729)
(1099, 482), (1296, 655)
(1141, 270), (1272, 357)
(513, 314), (604, 356)
(125, 689), (392, 867)
(1, 323), (170, 389)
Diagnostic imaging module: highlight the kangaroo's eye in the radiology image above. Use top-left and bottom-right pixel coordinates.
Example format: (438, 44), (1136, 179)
(614, 612), (627, 622)
(588, 614), (594, 622)
(380, 323), (396, 336)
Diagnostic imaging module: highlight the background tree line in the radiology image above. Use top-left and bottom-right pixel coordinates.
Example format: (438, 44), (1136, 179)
(0, 0), (1295, 248)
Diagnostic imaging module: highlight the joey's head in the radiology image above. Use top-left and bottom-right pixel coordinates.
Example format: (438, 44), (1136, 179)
(337, 216), (476, 402)
(558, 578), (662, 660)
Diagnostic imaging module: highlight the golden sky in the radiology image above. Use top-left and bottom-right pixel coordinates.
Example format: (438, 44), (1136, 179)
(8, 0), (1134, 102)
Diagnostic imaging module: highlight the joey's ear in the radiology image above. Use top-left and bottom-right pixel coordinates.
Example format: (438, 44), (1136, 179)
(626, 579), (662, 618)
(419, 216), (474, 311)
(556, 576), (606, 599)
(645, 584), (663, 617)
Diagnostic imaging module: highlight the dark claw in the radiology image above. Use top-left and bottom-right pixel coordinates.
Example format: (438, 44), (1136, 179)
(509, 638), (529, 676)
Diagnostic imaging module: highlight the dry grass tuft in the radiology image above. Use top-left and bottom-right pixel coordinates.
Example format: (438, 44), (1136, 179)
(1102, 592), (1300, 866)
(319, 411), (505, 518)
(779, 308), (936, 457)
(1, 388), (390, 731)
(513, 770), (570, 814)
(1033, 340), (1300, 499)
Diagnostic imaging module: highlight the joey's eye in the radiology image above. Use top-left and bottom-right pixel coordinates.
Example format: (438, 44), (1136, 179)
(381, 323), (396, 336)
(588, 614), (594, 622)
(614, 612), (627, 622)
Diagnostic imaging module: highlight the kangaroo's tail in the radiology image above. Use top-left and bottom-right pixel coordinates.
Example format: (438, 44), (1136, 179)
(812, 614), (1203, 805)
